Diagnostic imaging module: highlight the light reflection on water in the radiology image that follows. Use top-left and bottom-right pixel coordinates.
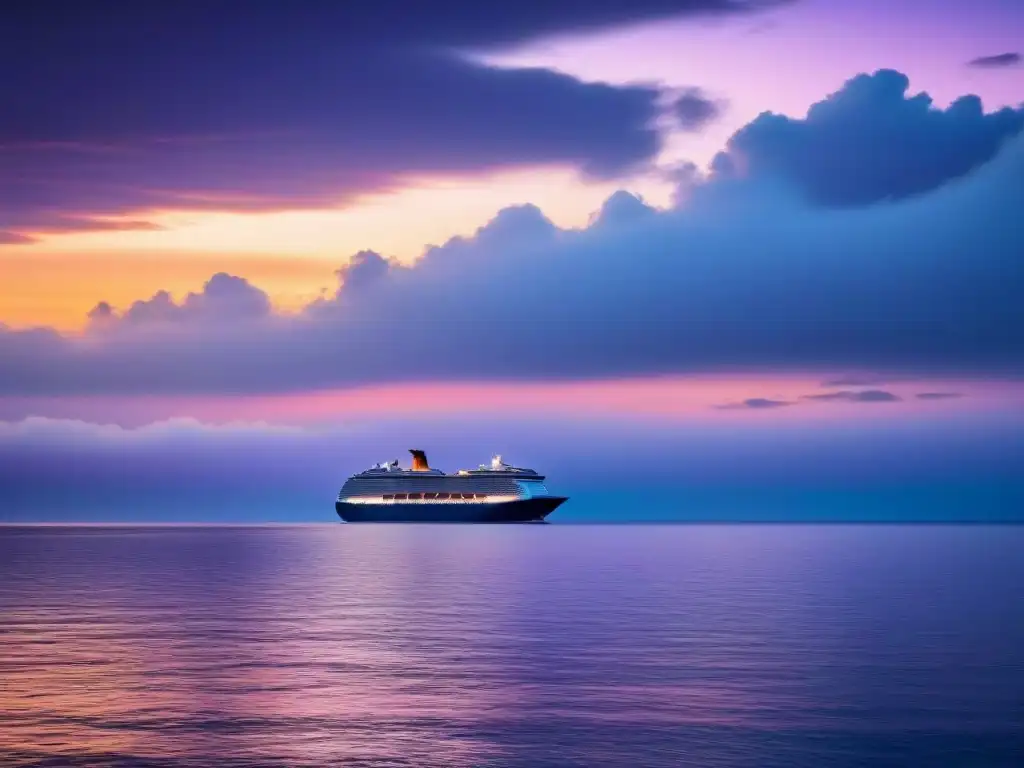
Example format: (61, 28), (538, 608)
(1, 524), (1022, 767)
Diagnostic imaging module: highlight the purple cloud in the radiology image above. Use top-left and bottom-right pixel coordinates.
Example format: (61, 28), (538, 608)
(967, 53), (1021, 69)
(0, 1), (782, 239)
(89, 273), (272, 330)
(1, 78), (1023, 396)
(0, 64), (665, 239)
(715, 398), (792, 409)
(718, 69), (1024, 206)
(820, 374), (889, 387)
(803, 390), (901, 403)
(335, 251), (394, 293)
(590, 191), (658, 228)
(674, 89), (724, 132)
(720, 389), (971, 410)
(0, 231), (35, 244)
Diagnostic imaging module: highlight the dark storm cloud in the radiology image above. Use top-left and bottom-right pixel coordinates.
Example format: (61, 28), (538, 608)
(1, 120), (1022, 396)
(803, 390), (902, 403)
(718, 69), (1024, 206)
(967, 52), (1021, 69)
(674, 89), (724, 131)
(0, 0), (778, 239)
(916, 392), (964, 400)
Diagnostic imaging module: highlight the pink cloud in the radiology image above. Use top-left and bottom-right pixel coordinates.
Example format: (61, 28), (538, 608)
(2, 374), (1019, 429)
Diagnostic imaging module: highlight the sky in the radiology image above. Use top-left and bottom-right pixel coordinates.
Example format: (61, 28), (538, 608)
(1, 0), (1023, 522)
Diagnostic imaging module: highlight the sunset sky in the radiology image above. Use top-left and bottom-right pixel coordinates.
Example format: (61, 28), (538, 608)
(2, 0), (1022, 521)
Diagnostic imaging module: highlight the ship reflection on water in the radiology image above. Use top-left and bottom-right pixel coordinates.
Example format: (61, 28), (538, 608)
(1, 524), (1022, 767)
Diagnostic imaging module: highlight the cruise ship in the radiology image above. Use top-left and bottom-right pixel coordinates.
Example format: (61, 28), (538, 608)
(335, 450), (567, 523)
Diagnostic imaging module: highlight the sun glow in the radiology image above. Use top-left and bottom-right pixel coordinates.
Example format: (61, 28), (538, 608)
(9, 167), (671, 259)
(0, 166), (671, 330)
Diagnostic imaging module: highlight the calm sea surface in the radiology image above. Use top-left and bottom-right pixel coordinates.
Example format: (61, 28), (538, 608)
(1, 524), (1022, 767)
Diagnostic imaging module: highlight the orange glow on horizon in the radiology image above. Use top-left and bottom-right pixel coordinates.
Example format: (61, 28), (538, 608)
(0, 251), (339, 330)
(0, 166), (671, 330)
(4, 167), (671, 257)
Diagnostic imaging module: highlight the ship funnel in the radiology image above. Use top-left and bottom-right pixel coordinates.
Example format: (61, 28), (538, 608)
(409, 449), (430, 471)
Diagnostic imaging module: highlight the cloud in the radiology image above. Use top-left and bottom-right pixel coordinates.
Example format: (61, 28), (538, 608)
(590, 191), (658, 228)
(335, 251), (395, 294)
(674, 89), (723, 131)
(6, 216), (165, 234)
(803, 390), (901, 403)
(967, 53), (1021, 69)
(88, 273), (272, 329)
(1, 77), (1023, 396)
(716, 398), (792, 409)
(0, 416), (303, 443)
(717, 69), (1024, 206)
(723, 389), (971, 409)
(820, 375), (889, 387)
(0, 64), (664, 238)
(0, 231), (35, 245)
(0, 1), (776, 239)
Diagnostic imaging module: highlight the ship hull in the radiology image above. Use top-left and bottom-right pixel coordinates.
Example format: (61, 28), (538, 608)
(336, 496), (567, 523)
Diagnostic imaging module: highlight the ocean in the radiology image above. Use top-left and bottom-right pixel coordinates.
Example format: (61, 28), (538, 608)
(1, 524), (1022, 767)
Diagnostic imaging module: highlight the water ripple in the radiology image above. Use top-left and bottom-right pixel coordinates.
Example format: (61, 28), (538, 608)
(1, 524), (1022, 767)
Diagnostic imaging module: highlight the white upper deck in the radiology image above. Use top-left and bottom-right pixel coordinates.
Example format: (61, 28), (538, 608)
(340, 450), (550, 503)
(353, 452), (539, 479)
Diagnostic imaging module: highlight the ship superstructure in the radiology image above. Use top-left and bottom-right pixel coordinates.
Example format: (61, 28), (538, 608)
(335, 450), (566, 523)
